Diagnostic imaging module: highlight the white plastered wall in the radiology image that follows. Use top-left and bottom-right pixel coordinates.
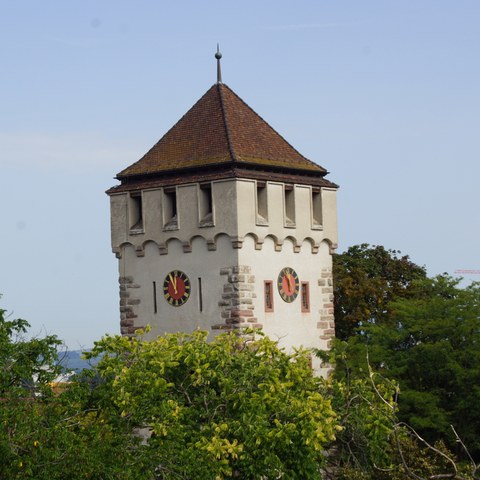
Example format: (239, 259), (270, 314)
(119, 234), (238, 341)
(239, 235), (333, 372)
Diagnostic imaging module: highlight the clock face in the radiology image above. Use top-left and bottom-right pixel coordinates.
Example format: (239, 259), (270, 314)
(163, 270), (191, 307)
(277, 267), (300, 303)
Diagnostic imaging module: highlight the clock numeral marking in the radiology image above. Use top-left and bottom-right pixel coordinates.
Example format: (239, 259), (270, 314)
(163, 270), (191, 307)
(278, 267), (299, 303)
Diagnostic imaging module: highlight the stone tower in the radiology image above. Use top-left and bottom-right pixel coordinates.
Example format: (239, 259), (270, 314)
(107, 59), (338, 371)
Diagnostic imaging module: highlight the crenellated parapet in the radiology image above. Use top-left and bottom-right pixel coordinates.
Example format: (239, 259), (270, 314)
(110, 179), (337, 257)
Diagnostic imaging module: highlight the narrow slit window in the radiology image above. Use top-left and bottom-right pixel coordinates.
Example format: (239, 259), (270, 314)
(264, 280), (274, 312)
(284, 185), (295, 226)
(129, 193), (143, 232)
(199, 183), (214, 226)
(198, 277), (203, 312)
(153, 281), (158, 314)
(256, 182), (268, 225)
(312, 187), (322, 227)
(301, 282), (310, 312)
(164, 188), (178, 230)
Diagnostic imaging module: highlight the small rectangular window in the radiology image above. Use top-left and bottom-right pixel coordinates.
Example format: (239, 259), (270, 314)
(199, 183), (214, 227)
(256, 182), (268, 225)
(163, 187), (178, 230)
(284, 185), (295, 227)
(312, 187), (322, 227)
(264, 280), (274, 312)
(301, 282), (310, 312)
(129, 193), (143, 233)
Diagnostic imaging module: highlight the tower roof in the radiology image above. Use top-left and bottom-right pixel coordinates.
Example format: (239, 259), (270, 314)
(116, 83), (329, 180)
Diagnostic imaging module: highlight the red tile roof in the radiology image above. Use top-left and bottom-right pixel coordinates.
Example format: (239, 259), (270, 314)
(116, 83), (328, 179)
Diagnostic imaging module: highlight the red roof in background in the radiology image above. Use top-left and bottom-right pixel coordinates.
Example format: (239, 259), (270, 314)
(116, 83), (328, 179)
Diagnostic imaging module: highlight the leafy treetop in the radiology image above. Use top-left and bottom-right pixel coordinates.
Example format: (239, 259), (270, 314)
(333, 243), (427, 340)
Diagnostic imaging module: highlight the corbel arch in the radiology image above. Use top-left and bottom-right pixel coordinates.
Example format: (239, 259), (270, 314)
(302, 236), (320, 254)
(284, 235), (301, 253)
(115, 241), (136, 259)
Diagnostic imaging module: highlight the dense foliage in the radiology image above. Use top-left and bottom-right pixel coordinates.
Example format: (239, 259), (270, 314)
(333, 244), (427, 339)
(0, 306), (149, 479)
(368, 276), (480, 457)
(85, 330), (338, 479)
(333, 245), (480, 464)
(0, 307), (338, 479)
(0, 308), (61, 398)
(320, 343), (472, 480)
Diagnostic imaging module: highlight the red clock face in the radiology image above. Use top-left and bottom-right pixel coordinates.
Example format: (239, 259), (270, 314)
(163, 270), (191, 306)
(278, 267), (300, 303)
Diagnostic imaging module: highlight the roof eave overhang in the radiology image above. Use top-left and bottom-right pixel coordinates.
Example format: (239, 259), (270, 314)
(107, 162), (338, 195)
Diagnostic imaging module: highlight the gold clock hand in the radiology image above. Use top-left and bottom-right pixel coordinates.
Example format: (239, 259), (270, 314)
(169, 273), (178, 294)
(286, 273), (292, 292)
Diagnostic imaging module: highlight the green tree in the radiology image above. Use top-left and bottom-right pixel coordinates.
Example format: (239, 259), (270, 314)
(320, 340), (477, 480)
(86, 330), (338, 479)
(333, 244), (427, 340)
(3, 293), (479, 478)
(0, 306), (61, 398)
(319, 340), (398, 473)
(0, 304), (149, 479)
(0, 304), (338, 479)
(333, 276), (480, 461)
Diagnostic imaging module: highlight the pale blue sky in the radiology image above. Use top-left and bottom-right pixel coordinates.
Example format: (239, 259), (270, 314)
(1, 1), (479, 348)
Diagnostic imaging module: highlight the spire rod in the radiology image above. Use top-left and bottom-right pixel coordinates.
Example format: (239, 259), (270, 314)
(215, 44), (222, 84)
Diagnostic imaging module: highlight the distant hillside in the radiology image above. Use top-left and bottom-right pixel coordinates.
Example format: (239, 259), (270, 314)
(57, 350), (100, 372)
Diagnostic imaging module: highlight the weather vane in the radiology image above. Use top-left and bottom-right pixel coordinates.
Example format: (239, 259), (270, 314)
(215, 44), (222, 84)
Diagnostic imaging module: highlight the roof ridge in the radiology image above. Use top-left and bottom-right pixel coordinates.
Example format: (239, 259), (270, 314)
(217, 83), (238, 162)
(220, 83), (326, 173)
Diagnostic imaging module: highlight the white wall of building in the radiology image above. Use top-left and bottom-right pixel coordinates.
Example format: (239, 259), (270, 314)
(119, 234), (238, 340)
(110, 176), (337, 371)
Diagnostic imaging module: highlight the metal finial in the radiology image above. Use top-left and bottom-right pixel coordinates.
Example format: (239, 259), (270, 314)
(215, 44), (222, 84)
